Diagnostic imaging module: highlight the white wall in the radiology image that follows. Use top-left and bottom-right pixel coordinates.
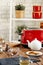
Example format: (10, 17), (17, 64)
(0, 0), (10, 41)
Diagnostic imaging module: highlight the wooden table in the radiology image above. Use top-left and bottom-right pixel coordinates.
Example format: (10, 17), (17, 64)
(0, 43), (43, 65)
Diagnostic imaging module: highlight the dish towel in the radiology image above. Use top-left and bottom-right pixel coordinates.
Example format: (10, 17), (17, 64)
(0, 57), (19, 65)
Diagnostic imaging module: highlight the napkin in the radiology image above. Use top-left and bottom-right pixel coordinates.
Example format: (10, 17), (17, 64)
(0, 57), (19, 65)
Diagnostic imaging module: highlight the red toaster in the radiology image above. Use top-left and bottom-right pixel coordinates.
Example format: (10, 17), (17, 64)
(21, 29), (43, 45)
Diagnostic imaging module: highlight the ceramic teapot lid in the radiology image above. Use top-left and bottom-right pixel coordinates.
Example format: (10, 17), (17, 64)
(31, 38), (41, 44)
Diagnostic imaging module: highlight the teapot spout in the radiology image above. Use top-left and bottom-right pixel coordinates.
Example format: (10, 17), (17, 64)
(27, 40), (30, 44)
(27, 40), (31, 48)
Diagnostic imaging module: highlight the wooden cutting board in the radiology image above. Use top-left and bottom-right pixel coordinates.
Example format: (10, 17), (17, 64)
(6, 42), (21, 48)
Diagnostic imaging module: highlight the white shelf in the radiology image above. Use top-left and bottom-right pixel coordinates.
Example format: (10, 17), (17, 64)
(9, 0), (43, 42)
(12, 18), (43, 21)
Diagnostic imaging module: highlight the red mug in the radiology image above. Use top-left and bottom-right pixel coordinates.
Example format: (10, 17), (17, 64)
(32, 12), (42, 19)
(33, 6), (41, 12)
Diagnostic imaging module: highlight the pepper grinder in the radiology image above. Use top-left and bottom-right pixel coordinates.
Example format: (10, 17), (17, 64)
(5, 44), (10, 52)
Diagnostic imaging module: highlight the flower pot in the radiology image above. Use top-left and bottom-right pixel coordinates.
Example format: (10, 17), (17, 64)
(15, 10), (25, 18)
(33, 6), (41, 12)
(32, 12), (42, 19)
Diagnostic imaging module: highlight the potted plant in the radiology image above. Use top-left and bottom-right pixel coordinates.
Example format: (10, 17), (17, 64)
(16, 25), (27, 41)
(15, 4), (25, 18)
